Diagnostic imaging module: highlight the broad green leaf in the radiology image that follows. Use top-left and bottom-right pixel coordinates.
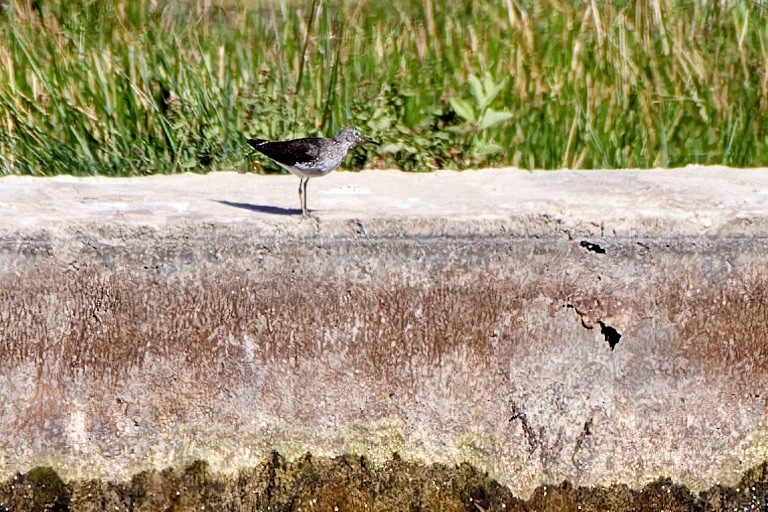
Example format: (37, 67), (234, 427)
(380, 142), (406, 153)
(468, 74), (486, 109)
(474, 143), (503, 155)
(450, 97), (476, 122)
(479, 109), (514, 130)
(483, 72), (506, 103)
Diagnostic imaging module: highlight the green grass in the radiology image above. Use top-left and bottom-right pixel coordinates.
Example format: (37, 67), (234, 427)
(0, 0), (767, 175)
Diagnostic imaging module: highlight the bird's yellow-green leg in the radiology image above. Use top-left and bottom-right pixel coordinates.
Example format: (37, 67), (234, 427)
(299, 178), (309, 215)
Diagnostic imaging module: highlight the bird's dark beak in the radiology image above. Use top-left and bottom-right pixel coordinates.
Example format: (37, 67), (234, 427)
(362, 135), (379, 145)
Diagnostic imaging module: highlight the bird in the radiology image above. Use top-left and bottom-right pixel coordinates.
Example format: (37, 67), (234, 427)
(247, 127), (378, 215)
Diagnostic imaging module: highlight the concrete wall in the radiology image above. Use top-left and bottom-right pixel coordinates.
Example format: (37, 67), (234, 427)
(0, 168), (767, 497)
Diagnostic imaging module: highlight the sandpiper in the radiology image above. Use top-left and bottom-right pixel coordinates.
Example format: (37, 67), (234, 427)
(247, 127), (378, 215)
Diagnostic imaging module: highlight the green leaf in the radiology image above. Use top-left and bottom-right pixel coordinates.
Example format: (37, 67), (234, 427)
(450, 97), (476, 122)
(380, 142), (408, 153)
(479, 109), (514, 130)
(467, 74), (486, 110)
(482, 72), (506, 104)
(474, 143), (503, 155)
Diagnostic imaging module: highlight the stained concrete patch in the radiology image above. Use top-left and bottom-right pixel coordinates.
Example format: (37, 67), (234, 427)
(0, 167), (767, 502)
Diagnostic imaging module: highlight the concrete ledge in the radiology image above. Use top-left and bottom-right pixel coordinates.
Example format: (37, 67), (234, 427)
(1, 167), (767, 498)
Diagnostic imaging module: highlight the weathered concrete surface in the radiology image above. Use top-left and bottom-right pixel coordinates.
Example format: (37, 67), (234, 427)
(0, 167), (767, 498)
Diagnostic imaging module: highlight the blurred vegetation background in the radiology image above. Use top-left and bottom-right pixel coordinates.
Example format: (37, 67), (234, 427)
(0, 0), (767, 175)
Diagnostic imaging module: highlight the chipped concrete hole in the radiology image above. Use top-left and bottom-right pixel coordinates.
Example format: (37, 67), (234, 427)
(597, 322), (621, 350)
(565, 303), (623, 351)
(579, 240), (606, 254)
(2, 232), (768, 511)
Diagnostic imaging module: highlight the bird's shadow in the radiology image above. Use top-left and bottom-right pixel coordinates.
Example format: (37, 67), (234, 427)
(216, 200), (303, 216)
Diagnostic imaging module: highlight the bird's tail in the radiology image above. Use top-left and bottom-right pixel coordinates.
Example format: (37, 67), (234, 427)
(247, 138), (267, 148)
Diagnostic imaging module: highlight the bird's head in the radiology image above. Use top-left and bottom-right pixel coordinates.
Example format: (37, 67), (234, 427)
(334, 127), (379, 146)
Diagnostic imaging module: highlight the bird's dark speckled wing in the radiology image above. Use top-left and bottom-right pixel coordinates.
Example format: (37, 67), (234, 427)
(247, 137), (328, 166)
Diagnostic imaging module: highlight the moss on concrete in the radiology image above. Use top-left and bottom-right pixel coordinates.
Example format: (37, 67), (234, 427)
(2, 454), (767, 512)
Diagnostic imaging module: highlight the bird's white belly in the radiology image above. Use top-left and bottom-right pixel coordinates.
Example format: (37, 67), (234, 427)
(277, 160), (341, 179)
